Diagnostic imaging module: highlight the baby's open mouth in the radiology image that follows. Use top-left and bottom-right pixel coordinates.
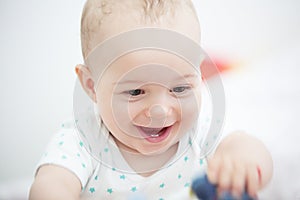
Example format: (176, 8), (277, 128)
(137, 125), (173, 143)
(140, 127), (168, 137)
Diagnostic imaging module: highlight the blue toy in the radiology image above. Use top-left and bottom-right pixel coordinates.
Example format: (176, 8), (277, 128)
(191, 174), (255, 200)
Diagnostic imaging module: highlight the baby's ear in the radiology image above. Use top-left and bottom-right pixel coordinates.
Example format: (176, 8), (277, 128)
(75, 64), (97, 103)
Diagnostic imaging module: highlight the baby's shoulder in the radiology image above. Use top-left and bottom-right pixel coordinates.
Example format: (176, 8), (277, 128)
(47, 119), (86, 151)
(37, 118), (99, 189)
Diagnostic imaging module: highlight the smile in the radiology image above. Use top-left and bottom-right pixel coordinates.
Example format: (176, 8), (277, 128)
(137, 125), (173, 143)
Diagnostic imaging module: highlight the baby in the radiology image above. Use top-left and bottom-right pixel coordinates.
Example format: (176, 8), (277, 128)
(29, 0), (273, 199)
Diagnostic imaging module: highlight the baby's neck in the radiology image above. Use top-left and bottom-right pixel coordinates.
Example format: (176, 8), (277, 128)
(118, 143), (179, 177)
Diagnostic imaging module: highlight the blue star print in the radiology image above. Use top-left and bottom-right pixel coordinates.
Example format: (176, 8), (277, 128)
(120, 175), (126, 180)
(131, 187), (137, 192)
(107, 188), (113, 194)
(89, 187), (95, 193)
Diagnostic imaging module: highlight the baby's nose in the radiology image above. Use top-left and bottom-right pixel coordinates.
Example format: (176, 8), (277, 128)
(146, 104), (170, 119)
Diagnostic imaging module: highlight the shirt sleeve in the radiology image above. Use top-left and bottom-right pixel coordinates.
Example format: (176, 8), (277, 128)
(35, 125), (95, 189)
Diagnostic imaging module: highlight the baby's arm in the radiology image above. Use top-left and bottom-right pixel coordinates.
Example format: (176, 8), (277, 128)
(207, 131), (273, 198)
(29, 165), (82, 200)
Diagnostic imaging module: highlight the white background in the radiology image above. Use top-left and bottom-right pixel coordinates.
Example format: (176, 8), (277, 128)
(0, 0), (299, 199)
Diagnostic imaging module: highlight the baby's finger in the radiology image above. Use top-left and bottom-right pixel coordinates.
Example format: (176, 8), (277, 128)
(246, 164), (260, 198)
(231, 162), (246, 198)
(217, 156), (233, 192)
(207, 156), (221, 184)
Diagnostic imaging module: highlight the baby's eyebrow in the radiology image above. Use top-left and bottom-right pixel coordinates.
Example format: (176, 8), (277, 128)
(171, 74), (200, 82)
(113, 74), (199, 85)
(176, 73), (199, 80)
(113, 80), (145, 85)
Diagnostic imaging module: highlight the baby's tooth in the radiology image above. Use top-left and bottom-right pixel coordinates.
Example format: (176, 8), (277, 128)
(150, 134), (159, 137)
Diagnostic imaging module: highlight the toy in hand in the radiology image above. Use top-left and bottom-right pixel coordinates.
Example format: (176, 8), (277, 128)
(191, 174), (255, 200)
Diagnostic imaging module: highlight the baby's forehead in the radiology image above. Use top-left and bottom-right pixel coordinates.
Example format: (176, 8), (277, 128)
(114, 51), (198, 69)
(86, 26), (202, 84)
(97, 50), (202, 89)
(109, 50), (196, 71)
(111, 63), (200, 86)
(85, 28), (203, 85)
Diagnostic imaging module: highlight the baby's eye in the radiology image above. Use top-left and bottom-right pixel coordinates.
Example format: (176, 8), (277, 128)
(171, 86), (191, 93)
(128, 89), (145, 96)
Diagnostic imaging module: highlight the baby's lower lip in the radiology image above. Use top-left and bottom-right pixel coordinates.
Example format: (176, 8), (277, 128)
(137, 125), (172, 143)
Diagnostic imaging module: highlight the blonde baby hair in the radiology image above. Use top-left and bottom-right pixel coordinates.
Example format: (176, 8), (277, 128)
(80, 0), (199, 59)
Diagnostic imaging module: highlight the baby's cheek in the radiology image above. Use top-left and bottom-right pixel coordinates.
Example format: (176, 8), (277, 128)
(179, 96), (201, 128)
(126, 101), (149, 126)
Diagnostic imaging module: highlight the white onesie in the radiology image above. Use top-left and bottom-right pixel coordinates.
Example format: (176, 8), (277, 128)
(36, 117), (210, 200)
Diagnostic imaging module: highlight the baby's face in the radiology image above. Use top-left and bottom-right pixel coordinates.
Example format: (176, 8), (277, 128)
(81, 1), (202, 156)
(96, 50), (202, 155)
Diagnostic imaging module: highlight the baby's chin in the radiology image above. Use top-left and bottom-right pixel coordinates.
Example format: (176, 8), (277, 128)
(137, 141), (179, 157)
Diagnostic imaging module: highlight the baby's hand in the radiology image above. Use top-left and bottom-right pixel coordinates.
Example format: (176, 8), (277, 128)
(207, 153), (260, 199)
(206, 132), (272, 199)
